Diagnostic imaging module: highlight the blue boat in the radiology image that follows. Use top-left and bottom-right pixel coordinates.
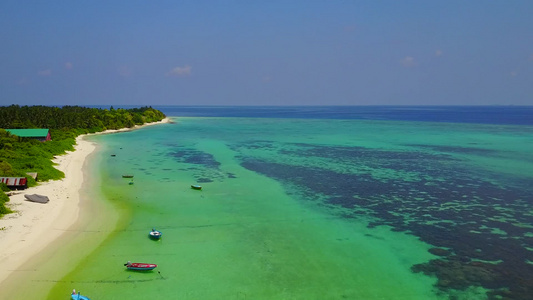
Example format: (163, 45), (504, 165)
(71, 290), (90, 300)
(149, 228), (162, 239)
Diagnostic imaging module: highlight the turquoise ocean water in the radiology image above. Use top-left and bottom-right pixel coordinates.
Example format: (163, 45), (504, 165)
(11, 107), (533, 299)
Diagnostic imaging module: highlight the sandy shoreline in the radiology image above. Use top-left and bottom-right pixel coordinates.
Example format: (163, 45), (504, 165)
(0, 118), (170, 286)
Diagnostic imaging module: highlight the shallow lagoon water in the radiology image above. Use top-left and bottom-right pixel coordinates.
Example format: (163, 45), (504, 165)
(43, 115), (532, 299)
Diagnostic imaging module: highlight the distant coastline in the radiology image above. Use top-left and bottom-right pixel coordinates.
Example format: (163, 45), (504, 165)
(144, 105), (533, 126)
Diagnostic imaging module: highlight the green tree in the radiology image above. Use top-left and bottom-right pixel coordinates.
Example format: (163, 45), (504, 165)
(0, 161), (14, 176)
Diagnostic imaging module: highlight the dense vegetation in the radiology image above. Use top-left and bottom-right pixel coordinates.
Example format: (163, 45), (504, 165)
(0, 105), (165, 131)
(0, 105), (166, 216)
(0, 183), (11, 215)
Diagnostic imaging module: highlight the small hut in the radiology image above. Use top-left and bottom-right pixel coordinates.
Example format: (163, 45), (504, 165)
(5, 129), (51, 142)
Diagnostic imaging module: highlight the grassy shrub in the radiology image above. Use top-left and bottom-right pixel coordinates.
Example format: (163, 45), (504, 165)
(0, 161), (15, 176)
(0, 192), (12, 216)
(0, 183), (9, 192)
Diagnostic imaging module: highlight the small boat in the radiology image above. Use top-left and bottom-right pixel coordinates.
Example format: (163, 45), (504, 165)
(149, 229), (162, 239)
(191, 185), (202, 190)
(124, 261), (157, 271)
(71, 290), (90, 300)
(122, 175), (134, 178)
(110, 154), (116, 157)
(129, 181), (134, 185)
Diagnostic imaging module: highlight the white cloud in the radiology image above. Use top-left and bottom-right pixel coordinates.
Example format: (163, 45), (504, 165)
(167, 65), (191, 76)
(400, 56), (417, 67)
(435, 50), (443, 57)
(38, 69), (52, 76)
(65, 62), (73, 69)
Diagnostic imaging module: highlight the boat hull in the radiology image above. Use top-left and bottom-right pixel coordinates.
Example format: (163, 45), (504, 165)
(127, 266), (156, 271)
(149, 231), (162, 239)
(71, 294), (90, 300)
(126, 263), (157, 271)
(191, 185), (202, 190)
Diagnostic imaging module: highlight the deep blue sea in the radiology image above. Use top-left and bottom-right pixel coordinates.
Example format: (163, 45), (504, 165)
(98, 105), (533, 125)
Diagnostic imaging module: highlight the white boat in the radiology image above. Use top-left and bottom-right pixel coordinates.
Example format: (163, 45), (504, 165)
(149, 229), (162, 239)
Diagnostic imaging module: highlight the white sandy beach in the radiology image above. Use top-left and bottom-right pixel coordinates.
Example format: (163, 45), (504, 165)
(0, 118), (169, 286)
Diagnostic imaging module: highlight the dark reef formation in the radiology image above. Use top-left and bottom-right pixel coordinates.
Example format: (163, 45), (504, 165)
(237, 141), (533, 300)
(167, 146), (232, 182)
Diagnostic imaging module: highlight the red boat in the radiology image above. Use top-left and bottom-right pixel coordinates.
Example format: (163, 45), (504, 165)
(124, 261), (157, 271)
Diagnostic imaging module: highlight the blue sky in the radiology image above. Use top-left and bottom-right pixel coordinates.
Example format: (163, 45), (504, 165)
(0, 1), (531, 106)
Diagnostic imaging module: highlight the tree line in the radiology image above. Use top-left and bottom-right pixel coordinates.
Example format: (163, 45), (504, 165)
(0, 105), (166, 216)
